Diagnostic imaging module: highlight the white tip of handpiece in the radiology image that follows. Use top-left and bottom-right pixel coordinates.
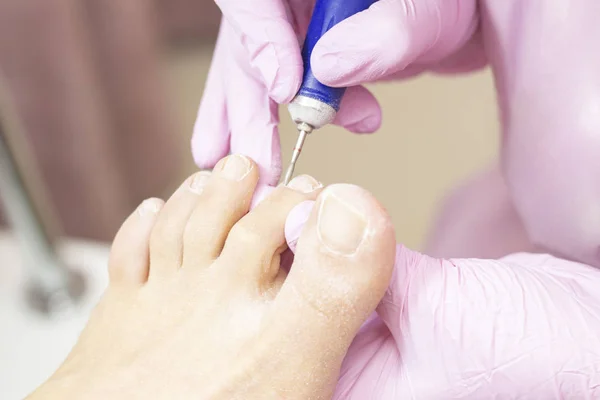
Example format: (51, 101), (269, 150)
(288, 95), (337, 130)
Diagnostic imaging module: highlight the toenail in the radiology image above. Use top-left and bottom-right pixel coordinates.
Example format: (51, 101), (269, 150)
(287, 175), (322, 193)
(138, 198), (163, 216)
(189, 171), (211, 193)
(317, 187), (367, 255)
(217, 154), (252, 181)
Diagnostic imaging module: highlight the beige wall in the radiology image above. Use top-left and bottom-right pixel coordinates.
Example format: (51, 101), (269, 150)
(167, 47), (500, 250)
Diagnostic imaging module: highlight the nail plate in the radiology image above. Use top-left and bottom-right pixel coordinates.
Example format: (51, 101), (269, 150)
(189, 171), (211, 194)
(138, 198), (163, 216)
(287, 175), (322, 193)
(218, 155), (252, 181)
(317, 187), (367, 255)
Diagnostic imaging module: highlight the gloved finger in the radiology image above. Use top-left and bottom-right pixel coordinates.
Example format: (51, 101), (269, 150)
(284, 200), (314, 252)
(377, 247), (600, 397)
(215, 0), (303, 103)
(333, 85), (382, 134)
(286, 0), (316, 39)
(192, 21), (231, 169)
(224, 23), (283, 186)
(378, 63), (427, 81)
(430, 30), (487, 74)
(311, 0), (478, 87)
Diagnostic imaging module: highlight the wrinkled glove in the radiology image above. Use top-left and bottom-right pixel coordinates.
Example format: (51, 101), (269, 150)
(281, 199), (600, 398)
(192, 10), (383, 185)
(193, 0), (600, 267)
(192, 0), (479, 184)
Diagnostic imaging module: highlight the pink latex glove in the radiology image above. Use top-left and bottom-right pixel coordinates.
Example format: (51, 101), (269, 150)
(424, 165), (543, 260)
(192, 0), (479, 183)
(278, 199), (600, 398)
(193, 1), (600, 267)
(192, 15), (382, 185)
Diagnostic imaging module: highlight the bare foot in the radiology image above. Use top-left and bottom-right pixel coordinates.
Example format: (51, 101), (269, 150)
(28, 155), (396, 400)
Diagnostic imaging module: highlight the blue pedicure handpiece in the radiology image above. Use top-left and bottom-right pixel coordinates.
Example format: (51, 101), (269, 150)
(283, 0), (378, 185)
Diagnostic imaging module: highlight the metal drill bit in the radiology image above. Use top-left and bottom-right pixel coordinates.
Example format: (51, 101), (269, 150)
(283, 128), (309, 185)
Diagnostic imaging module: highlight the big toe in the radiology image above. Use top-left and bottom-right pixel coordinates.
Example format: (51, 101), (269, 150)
(270, 184), (396, 396)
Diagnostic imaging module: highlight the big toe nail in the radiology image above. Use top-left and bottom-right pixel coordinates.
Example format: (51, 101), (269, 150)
(317, 189), (369, 255)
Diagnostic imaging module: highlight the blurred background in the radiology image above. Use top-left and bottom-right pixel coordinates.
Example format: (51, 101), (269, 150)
(0, 0), (499, 250)
(0, 2), (501, 397)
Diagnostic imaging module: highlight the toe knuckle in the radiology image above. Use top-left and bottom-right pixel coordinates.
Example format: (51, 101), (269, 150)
(150, 219), (178, 247)
(229, 222), (262, 248)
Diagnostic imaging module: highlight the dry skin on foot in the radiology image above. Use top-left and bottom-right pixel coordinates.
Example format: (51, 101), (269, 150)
(28, 155), (396, 400)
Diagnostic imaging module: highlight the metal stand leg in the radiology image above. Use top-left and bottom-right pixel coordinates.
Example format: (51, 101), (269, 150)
(0, 77), (85, 316)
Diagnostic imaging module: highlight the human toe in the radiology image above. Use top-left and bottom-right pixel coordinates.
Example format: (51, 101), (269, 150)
(109, 197), (164, 285)
(182, 154), (260, 266)
(148, 171), (212, 276)
(282, 184), (396, 327)
(217, 174), (322, 288)
(266, 184), (396, 397)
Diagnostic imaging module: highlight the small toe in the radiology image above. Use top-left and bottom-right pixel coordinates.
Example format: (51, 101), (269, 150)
(182, 154), (259, 266)
(218, 174), (323, 287)
(148, 171), (211, 276)
(109, 198), (164, 285)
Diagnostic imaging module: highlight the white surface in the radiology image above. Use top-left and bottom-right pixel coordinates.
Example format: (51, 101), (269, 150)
(0, 232), (110, 399)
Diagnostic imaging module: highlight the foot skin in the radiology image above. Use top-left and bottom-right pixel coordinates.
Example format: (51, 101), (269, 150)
(29, 155), (396, 400)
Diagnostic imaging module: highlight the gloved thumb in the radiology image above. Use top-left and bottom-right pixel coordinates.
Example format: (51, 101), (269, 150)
(375, 249), (600, 397)
(311, 0), (478, 86)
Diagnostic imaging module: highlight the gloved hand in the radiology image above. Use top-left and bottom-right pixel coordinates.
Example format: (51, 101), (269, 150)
(281, 200), (600, 398)
(424, 165), (543, 260)
(193, 0), (479, 184)
(192, 14), (383, 185)
(193, 0), (600, 267)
